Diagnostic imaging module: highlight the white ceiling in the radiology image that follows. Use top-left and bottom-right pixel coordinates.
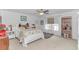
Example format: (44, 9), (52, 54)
(1, 9), (78, 14)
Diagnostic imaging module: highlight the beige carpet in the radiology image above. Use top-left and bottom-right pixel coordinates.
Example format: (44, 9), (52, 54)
(9, 36), (78, 50)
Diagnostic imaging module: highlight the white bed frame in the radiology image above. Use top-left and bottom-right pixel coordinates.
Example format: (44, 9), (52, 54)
(22, 32), (44, 47)
(13, 27), (44, 47)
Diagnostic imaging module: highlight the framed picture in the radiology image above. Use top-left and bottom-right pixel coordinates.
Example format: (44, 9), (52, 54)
(40, 20), (44, 25)
(20, 16), (27, 21)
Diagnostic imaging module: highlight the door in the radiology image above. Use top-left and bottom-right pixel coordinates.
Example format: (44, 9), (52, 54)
(61, 16), (72, 39)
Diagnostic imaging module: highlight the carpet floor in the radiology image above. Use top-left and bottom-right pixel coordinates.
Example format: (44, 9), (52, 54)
(9, 36), (78, 50)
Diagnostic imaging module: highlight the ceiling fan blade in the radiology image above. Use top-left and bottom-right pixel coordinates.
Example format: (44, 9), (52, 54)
(44, 10), (49, 14)
(36, 9), (49, 15)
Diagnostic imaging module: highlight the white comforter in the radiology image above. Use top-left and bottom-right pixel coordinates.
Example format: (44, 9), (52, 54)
(23, 29), (43, 36)
(20, 28), (44, 47)
(13, 27), (44, 47)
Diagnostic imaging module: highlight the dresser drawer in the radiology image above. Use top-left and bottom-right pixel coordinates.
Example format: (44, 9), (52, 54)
(0, 37), (9, 50)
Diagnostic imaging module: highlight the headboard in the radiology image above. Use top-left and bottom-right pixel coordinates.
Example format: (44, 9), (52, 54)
(19, 23), (29, 29)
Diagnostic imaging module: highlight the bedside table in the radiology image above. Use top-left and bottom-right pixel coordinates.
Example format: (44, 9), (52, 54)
(7, 31), (16, 39)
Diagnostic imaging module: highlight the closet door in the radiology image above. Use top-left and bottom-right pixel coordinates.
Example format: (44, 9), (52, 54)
(61, 16), (72, 39)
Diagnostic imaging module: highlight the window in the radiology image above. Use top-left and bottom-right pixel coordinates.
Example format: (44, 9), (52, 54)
(45, 24), (59, 31)
(45, 24), (53, 30)
(45, 16), (54, 30)
(53, 24), (59, 31)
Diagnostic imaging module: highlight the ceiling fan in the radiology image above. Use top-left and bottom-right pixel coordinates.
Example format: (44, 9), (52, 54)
(36, 9), (49, 15)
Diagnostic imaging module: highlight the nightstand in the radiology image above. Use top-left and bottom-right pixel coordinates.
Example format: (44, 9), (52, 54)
(7, 31), (16, 39)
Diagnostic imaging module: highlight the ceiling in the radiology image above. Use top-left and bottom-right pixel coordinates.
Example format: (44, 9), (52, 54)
(1, 9), (78, 15)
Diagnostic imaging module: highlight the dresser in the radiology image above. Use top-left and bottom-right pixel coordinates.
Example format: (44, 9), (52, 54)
(0, 36), (9, 50)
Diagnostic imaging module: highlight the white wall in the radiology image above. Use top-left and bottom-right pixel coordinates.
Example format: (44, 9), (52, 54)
(78, 16), (79, 49)
(78, 16), (79, 39)
(1, 11), (39, 28)
(36, 15), (55, 34)
(38, 12), (78, 39)
(0, 11), (2, 15)
(53, 15), (61, 36)
(78, 14), (79, 39)
(0, 11), (2, 23)
(36, 15), (47, 30)
(0, 10), (78, 39)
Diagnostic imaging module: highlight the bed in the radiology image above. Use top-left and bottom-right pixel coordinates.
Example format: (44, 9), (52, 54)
(22, 28), (44, 47)
(15, 27), (44, 47)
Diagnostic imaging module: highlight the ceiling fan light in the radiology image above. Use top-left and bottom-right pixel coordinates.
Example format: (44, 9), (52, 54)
(40, 13), (44, 15)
